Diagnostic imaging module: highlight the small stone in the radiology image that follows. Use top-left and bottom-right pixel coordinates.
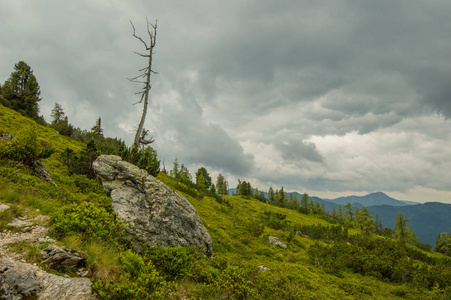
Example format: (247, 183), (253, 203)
(0, 203), (10, 213)
(259, 265), (270, 271)
(41, 245), (87, 270)
(268, 236), (287, 249)
(77, 268), (89, 277)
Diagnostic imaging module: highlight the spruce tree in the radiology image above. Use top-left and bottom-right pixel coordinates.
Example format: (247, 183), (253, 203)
(2, 61), (41, 119)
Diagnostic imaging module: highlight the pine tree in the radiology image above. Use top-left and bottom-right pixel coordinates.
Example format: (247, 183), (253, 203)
(394, 211), (417, 244)
(170, 158), (179, 178)
(195, 167), (212, 190)
(300, 193), (309, 212)
(1, 61), (41, 119)
(356, 206), (375, 236)
(434, 232), (451, 256)
(337, 204), (344, 222)
(268, 186), (275, 201)
(51, 103), (65, 123)
(178, 164), (192, 183)
(91, 117), (103, 136)
(345, 202), (354, 221)
(50, 103), (74, 136)
(216, 174), (228, 195)
(331, 206), (337, 218)
(276, 187), (286, 205)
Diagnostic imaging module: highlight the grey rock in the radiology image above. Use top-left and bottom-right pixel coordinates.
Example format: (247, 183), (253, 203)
(0, 133), (13, 141)
(92, 155), (213, 256)
(41, 245), (87, 270)
(259, 265), (270, 271)
(32, 160), (57, 187)
(0, 204), (9, 213)
(77, 268), (89, 277)
(0, 257), (95, 300)
(7, 217), (32, 228)
(268, 236), (287, 248)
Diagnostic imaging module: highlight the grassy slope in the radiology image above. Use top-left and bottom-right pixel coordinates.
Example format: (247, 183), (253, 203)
(0, 104), (442, 299)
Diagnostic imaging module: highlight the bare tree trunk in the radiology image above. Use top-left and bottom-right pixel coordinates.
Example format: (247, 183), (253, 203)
(130, 19), (157, 148)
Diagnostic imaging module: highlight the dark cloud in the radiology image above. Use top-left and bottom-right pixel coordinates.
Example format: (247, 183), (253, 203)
(276, 140), (323, 164)
(2, 0), (451, 203)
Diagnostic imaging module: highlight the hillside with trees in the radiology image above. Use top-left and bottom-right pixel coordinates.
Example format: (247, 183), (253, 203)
(1, 62), (451, 299)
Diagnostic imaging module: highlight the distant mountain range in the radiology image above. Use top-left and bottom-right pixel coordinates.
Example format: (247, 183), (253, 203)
(321, 192), (418, 207)
(368, 203), (451, 246)
(229, 188), (450, 246)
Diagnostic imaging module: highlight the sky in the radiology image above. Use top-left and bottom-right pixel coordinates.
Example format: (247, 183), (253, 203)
(1, 1), (451, 204)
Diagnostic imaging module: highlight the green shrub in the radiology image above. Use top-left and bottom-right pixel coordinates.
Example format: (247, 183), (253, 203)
(60, 141), (98, 179)
(211, 264), (260, 300)
(93, 249), (179, 300)
(339, 282), (372, 296)
(262, 211), (290, 231)
(245, 219), (265, 237)
(146, 246), (196, 280)
(49, 201), (125, 245)
(121, 146), (160, 177)
(0, 124), (54, 166)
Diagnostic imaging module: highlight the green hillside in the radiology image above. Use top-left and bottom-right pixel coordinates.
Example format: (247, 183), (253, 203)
(0, 104), (450, 299)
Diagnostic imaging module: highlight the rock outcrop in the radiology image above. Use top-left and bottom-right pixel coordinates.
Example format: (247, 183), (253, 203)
(92, 155), (213, 256)
(0, 257), (95, 300)
(268, 236), (287, 248)
(41, 245), (87, 270)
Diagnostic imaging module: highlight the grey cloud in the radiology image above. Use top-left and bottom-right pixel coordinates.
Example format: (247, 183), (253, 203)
(276, 140), (323, 164)
(2, 0), (451, 202)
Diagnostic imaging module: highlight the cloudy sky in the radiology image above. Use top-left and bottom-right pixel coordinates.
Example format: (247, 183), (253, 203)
(1, 1), (451, 203)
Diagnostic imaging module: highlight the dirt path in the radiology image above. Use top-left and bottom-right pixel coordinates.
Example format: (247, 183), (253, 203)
(0, 204), (55, 261)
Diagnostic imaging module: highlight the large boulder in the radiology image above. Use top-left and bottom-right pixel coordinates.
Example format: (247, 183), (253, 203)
(0, 257), (95, 300)
(92, 155), (213, 256)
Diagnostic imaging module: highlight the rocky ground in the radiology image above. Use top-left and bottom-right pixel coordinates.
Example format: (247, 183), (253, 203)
(0, 203), (96, 299)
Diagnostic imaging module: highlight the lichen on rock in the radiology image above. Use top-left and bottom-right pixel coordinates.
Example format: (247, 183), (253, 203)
(92, 155), (213, 256)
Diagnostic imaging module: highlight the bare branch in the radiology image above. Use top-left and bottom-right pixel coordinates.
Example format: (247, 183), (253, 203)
(140, 137), (155, 145)
(130, 20), (149, 49)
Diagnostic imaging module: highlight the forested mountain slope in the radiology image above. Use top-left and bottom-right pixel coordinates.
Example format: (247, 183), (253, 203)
(369, 202), (451, 246)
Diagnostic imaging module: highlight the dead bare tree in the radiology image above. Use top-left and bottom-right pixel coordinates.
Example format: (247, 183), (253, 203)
(129, 19), (157, 148)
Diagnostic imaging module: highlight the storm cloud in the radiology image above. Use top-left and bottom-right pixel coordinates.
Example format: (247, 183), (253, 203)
(1, 0), (451, 203)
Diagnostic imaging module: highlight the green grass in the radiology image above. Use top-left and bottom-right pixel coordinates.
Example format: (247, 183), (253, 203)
(1, 104), (449, 299)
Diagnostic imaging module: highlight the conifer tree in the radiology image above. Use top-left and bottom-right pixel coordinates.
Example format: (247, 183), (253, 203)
(195, 167), (212, 190)
(300, 193), (309, 212)
(434, 232), (451, 256)
(179, 164), (192, 183)
(331, 206), (337, 218)
(356, 206), (375, 236)
(51, 103), (65, 123)
(268, 186), (275, 201)
(216, 174), (228, 195)
(337, 204), (344, 221)
(2, 61), (41, 119)
(170, 158), (179, 178)
(394, 211), (417, 244)
(91, 117), (103, 136)
(276, 187), (286, 205)
(345, 202), (354, 221)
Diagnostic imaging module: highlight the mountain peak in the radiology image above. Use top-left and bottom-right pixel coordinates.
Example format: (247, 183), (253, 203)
(329, 192), (414, 207)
